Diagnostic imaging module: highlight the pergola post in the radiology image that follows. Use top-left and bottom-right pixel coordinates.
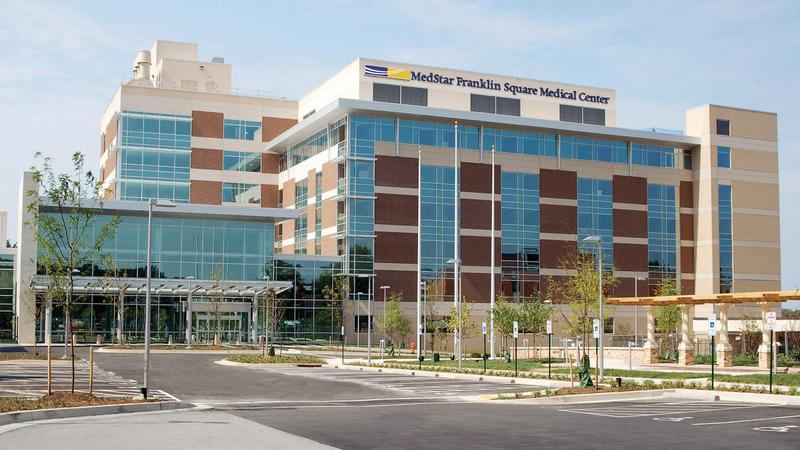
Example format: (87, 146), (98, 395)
(678, 304), (694, 366)
(716, 303), (733, 367)
(758, 303), (772, 369)
(251, 293), (259, 345)
(642, 306), (659, 364)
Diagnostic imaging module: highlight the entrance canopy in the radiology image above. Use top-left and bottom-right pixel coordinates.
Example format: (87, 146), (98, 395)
(31, 275), (292, 297)
(608, 290), (800, 306)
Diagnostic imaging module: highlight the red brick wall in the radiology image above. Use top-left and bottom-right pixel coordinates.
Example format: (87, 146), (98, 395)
(262, 116), (297, 142)
(191, 148), (222, 170)
(191, 111), (224, 138)
(190, 180), (221, 204)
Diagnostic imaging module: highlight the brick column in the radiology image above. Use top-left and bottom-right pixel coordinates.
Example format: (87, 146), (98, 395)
(716, 304), (733, 367)
(678, 304), (694, 366)
(642, 306), (659, 364)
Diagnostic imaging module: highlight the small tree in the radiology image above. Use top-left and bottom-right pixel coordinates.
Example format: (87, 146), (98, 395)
(738, 310), (761, 356)
(654, 277), (681, 359)
(208, 266), (225, 345)
(322, 274), (349, 337)
(491, 293), (519, 352)
(98, 255), (130, 345)
(28, 151), (119, 393)
(519, 296), (554, 358)
(445, 298), (477, 358)
(381, 292), (410, 347)
(545, 250), (617, 357)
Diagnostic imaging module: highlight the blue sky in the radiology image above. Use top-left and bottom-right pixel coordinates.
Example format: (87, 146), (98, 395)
(1, 0), (798, 293)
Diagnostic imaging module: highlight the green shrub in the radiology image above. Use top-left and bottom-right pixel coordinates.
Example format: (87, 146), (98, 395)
(226, 354), (324, 364)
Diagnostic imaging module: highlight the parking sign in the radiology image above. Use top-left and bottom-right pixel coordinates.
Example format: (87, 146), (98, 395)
(513, 321), (519, 338)
(482, 322), (487, 335)
(546, 320), (552, 335)
(767, 312), (777, 331)
(708, 313), (717, 336)
(592, 319), (600, 339)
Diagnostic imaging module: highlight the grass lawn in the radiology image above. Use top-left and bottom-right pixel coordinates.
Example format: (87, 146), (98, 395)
(548, 368), (712, 379)
(226, 354), (325, 364)
(386, 358), (549, 371)
(715, 373), (800, 386)
(0, 392), (149, 414)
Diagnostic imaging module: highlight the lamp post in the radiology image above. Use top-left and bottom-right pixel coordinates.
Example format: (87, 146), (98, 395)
(420, 281), (428, 355)
(143, 198), (175, 400)
(447, 258), (462, 371)
(380, 285), (390, 343)
(185, 276), (194, 349)
(262, 275), (270, 351)
(582, 235), (604, 382)
(633, 276), (646, 346)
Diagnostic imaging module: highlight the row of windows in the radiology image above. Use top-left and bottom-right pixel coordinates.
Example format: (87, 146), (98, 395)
(223, 151), (261, 172)
(398, 119), (480, 149)
(577, 178), (614, 268)
(420, 165), (457, 290)
(223, 119), (261, 141)
(482, 128), (556, 156)
(647, 184), (677, 288)
(501, 172), (540, 298)
(560, 105), (606, 126)
(120, 111), (191, 151)
(561, 136), (627, 164)
(373, 83), (428, 106)
(119, 181), (190, 203)
(470, 94), (520, 116)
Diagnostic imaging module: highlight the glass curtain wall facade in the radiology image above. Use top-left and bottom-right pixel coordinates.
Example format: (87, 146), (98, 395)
(295, 179), (309, 254)
(647, 184), (677, 291)
(501, 172), (540, 298)
(273, 255), (343, 339)
(718, 184), (733, 293)
(420, 165), (458, 301)
(577, 178), (614, 268)
(118, 111), (192, 203)
(35, 212), (276, 343)
(0, 253), (13, 340)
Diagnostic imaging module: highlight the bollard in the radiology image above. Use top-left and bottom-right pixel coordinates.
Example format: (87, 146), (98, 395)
(168, 335), (173, 345)
(47, 343), (52, 395)
(89, 346), (94, 395)
(96, 334), (102, 346)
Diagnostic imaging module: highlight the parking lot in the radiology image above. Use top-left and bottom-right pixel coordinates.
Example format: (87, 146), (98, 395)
(558, 398), (800, 435)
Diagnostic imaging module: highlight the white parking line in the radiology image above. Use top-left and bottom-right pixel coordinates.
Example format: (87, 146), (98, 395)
(692, 414), (800, 426)
(562, 403), (766, 418)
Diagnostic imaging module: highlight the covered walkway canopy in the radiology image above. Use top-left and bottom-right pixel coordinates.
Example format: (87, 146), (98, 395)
(606, 290), (800, 368)
(31, 275), (293, 297)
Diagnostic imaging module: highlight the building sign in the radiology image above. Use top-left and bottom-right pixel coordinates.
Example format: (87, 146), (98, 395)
(364, 64), (610, 105)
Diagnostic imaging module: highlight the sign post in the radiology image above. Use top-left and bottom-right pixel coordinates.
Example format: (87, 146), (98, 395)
(768, 311), (776, 393)
(513, 321), (519, 378)
(482, 322), (487, 374)
(708, 314), (717, 390)
(593, 319), (600, 388)
(547, 320), (552, 379)
(341, 326), (345, 364)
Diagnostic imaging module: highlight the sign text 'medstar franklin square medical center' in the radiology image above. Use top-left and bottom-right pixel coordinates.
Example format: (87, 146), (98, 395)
(364, 64), (611, 105)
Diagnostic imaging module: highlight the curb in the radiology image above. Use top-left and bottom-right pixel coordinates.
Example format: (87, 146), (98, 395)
(336, 363), (574, 388)
(493, 389), (668, 405)
(0, 401), (193, 426)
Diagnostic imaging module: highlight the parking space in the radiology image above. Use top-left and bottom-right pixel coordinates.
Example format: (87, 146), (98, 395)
(559, 399), (800, 435)
(261, 366), (539, 397)
(0, 360), (175, 401)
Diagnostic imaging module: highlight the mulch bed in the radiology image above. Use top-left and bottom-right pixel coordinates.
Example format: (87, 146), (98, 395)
(0, 391), (150, 414)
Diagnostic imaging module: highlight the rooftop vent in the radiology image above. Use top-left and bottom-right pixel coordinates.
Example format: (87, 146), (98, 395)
(211, 57), (225, 63)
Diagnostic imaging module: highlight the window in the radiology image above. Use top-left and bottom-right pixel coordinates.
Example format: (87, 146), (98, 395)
(372, 83), (428, 106)
(682, 150), (693, 170)
(373, 83), (401, 103)
(501, 172), (540, 297)
(222, 183), (260, 205)
(718, 184), (733, 293)
(577, 178), (613, 269)
(582, 107), (606, 126)
(647, 184), (677, 291)
(399, 119), (479, 149)
(559, 105), (606, 126)
(717, 146), (731, 168)
(716, 119), (730, 136)
(632, 143), (677, 168)
(561, 136), (627, 164)
(223, 119), (261, 140)
(223, 151), (261, 172)
(470, 94), (520, 116)
(559, 105), (582, 123)
(482, 128), (556, 157)
(401, 86), (428, 106)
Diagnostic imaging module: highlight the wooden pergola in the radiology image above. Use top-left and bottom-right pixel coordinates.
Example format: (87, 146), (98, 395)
(608, 290), (800, 306)
(605, 290), (800, 368)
